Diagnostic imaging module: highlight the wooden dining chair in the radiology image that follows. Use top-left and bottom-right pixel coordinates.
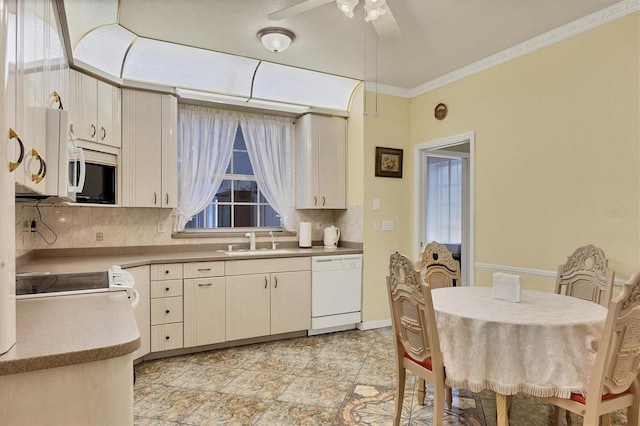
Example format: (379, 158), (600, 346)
(415, 241), (461, 288)
(555, 244), (615, 306)
(387, 251), (451, 426)
(543, 270), (640, 426)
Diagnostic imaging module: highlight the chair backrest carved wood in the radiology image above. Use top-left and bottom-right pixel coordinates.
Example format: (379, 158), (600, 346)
(415, 241), (461, 288)
(555, 244), (615, 305)
(589, 271), (640, 398)
(387, 251), (442, 366)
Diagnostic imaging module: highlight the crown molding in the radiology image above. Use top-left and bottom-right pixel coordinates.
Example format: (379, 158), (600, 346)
(407, 0), (639, 98)
(361, 0), (640, 99)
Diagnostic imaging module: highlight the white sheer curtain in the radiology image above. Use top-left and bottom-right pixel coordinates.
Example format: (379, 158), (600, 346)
(426, 156), (462, 244)
(239, 113), (295, 231)
(173, 105), (238, 231)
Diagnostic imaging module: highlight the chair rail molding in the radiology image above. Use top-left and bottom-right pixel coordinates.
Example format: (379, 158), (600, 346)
(475, 262), (627, 285)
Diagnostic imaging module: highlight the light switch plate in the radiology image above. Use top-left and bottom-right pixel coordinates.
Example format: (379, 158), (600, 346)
(373, 199), (380, 210)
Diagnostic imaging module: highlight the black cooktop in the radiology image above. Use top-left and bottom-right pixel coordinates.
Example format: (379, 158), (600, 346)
(16, 271), (109, 297)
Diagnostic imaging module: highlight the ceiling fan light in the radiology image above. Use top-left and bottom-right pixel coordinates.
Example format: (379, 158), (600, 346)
(336, 0), (359, 18)
(257, 27), (295, 53)
(364, 0), (387, 22)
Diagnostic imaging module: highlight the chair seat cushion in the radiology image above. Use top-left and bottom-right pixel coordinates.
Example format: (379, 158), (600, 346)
(404, 350), (433, 371)
(569, 389), (631, 404)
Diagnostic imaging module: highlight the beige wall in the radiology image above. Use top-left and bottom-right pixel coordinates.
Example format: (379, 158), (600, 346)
(410, 13), (640, 291)
(361, 93), (412, 322)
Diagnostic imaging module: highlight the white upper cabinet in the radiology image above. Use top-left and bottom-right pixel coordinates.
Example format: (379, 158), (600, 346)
(14, 0), (68, 192)
(121, 89), (177, 208)
(68, 69), (121, 148)
(295, 114), (346, 209)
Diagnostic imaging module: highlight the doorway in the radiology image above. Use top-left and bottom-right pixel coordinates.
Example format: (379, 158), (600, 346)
(413, 132), (474, 286)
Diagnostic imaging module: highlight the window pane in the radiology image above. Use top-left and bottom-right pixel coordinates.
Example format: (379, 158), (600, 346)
(217, 205), (231, 227)
(260, 204), (281, 227)
(234, 181), (257, 202)
(233, 151), (253, 175)
(216, 180), (232, 202)
(234, 129), (246, 150)
(234, 205), (256, 227)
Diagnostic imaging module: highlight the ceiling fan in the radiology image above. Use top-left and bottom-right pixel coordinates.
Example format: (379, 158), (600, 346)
(268, 0), (401, 40)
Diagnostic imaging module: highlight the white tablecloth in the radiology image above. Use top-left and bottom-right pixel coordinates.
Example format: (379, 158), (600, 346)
(431, 287), (607, 398)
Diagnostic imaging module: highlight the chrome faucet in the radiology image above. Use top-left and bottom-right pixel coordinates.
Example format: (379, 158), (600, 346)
(244, 231), (256, 251)
(270, 230), (278, 250)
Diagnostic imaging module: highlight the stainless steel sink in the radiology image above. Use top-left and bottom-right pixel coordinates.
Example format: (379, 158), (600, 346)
(224, 249), (295, 256)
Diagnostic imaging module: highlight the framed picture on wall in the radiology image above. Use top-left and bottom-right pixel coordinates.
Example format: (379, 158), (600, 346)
(375, 147), (403, 178)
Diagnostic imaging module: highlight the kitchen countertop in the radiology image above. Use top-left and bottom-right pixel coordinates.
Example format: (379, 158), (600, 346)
(0, 292), (140, 376)
(17, 245), (363, 274)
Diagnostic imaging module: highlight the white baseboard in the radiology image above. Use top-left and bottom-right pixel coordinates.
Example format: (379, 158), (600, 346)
(357, 319), (392, 331)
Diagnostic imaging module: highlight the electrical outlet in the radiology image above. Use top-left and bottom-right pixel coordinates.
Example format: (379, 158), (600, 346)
(96, 232), (104, 241)
(157, 222), (165, 233)
(374, 221), (380, 231)
(382, 220), (395, 231)
(317, 222), (322, 230)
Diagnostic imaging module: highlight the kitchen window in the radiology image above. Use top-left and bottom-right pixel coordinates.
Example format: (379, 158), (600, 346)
(185, 127), (281, 230)
(174, 104), (294, 233)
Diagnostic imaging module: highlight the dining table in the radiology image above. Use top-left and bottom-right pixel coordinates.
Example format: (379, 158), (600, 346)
(431, 286), (608, 426)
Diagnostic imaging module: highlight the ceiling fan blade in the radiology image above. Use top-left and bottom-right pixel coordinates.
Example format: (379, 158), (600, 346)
(268, 0), (334, 21)
(372, 6), (401, 40)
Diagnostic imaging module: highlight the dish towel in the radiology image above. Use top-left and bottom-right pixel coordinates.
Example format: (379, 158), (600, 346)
(493, 272), (521, 303)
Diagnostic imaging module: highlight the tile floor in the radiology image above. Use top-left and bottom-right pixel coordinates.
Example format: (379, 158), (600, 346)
(134, 327), (629, 425)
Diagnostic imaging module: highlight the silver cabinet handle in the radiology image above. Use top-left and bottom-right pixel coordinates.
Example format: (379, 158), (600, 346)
(274, 276), (278, 288)
(100, 126), (106, 140)
(198, 268), (212, 272)
(322, 196), (326, 206)
(154, 192), (158, 205)
(198, 283), (212, 287)
(166, 193), (169, 205)
(90, 124), (96, 138)
(264, 277), (268, 289)
(313, 196), (317, 206)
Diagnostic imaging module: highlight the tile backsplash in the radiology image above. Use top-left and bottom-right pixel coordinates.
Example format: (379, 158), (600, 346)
(15, 203), (363, 253)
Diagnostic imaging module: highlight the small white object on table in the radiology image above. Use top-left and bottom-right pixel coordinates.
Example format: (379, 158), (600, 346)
(432, 286), (607, 426)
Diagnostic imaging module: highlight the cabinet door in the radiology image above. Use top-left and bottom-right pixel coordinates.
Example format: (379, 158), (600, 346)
(70, 71), (98, 142)
(161, 94), (177, 207)
(226, 274), (270, 341)
(121, 89), (162, 207)
(317, 116), (346, 209)
(184, 277), (225, 347)
(271, 271), (311, 335)
(295, 114), (318, 208)
(125, 266), (150, 361)
(96, 80), (121, 148)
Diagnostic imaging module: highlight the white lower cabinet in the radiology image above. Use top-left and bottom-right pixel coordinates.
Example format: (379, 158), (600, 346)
(184, 261), (226, 347)
(226, 258), (311, 341)
(146, 257), (311, 354)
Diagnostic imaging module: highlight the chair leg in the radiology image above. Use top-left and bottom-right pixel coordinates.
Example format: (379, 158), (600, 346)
(417, 378), (426, 405)
(393, 366), (406, 426)
(554, 407), (567, 426)
(433, 380), (445, 426)
(446, 386), (453, 408)
(601, 413), (612, 426)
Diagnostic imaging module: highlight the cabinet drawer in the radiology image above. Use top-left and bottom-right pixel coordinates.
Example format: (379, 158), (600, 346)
(151, 296), (183, 325)
(151, 323), (183, 352)
(184, 261), (224, 279)
(151, 263), (183, 281)
(151, 280), (183, 298)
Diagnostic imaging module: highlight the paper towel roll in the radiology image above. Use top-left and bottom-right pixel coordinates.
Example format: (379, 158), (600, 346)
(299, 222), (312, 248)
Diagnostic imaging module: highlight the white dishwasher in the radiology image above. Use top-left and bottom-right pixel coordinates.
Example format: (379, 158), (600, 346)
(309, 254), (362, 335)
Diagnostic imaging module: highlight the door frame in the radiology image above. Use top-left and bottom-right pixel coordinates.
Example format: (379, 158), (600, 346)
(413, 131), (475, 286)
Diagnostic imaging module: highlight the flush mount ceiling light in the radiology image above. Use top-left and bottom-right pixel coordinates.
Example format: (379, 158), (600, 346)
(257, 27), (295, 53)
(336, 0), (387, 22)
